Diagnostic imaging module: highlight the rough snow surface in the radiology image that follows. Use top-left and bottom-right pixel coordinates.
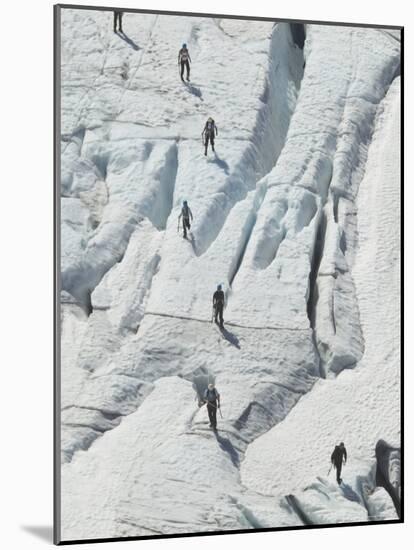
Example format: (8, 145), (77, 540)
(59, 8), (401, 540)
(241, 75), (401, 508)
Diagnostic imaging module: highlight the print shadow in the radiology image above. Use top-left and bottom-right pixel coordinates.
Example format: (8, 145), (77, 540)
(117, 31), (140, 50)
(21, 526), (53, 543)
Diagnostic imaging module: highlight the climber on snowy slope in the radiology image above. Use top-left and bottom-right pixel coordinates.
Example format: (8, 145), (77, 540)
(178, 43), (191, 82)
(203, 383), (220, 430)
(177, 200), (193, 239)
(202, 117), (218, 156)
(331, 442), (347, 485)
(213, 284), (225, 328)
(113, 9), (123, 33)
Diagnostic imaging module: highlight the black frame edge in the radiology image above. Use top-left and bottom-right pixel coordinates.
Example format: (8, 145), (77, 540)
(58, 519), (403, 545)
(54, 3), (62, 546)
(55, 3), (403, 30)
(399, 24), (404, 525)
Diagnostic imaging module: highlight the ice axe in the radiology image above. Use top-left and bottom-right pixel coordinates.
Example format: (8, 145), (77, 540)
(327, 464), (332, 476)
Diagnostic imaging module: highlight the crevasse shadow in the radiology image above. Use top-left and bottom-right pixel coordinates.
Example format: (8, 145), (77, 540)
(220, 326), (240, 349)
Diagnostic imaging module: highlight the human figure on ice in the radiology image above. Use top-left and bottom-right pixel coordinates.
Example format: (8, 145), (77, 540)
(213, 284), (225, 328)
(177, 200), (193, 239)
(202, 117), (218, 156)
(113, 9), (123, 33)
(331, 442), (347, 485)
(178, 44), (191, 82)
(203, 383), (220, 430)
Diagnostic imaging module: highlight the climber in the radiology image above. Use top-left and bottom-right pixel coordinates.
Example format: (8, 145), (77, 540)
(331, 442), (347, 485)
(178, 43), (191, 82)
(203, 383), (220, 430)
(177, 200), (193, 239)
(113, 9), (123, 33)
(202, 117), (218, 156)
(213, 284), (225, 328)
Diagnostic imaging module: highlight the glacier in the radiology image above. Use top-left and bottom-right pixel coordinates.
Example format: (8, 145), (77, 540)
(58, 8), (401, 541)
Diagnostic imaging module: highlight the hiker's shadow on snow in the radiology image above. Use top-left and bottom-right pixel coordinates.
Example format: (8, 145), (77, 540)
(209, 154), (230, 175)
(220, 326), (240, 349)
(184, 233), (197, 254)
(117, 31), (140, 50)
(340, 483), (362, 504)
(185, 83), (203, 100)
(213, 431), (240, 468)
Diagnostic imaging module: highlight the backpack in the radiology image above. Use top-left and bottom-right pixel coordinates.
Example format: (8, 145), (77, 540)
(214, 290), (224, 304)
(205, 388), (218, 402)
(331, 446), (344, 463)
(205, 120), (215, 135)
(180, 48), (189, 61)
(182, 204), (189, 218)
